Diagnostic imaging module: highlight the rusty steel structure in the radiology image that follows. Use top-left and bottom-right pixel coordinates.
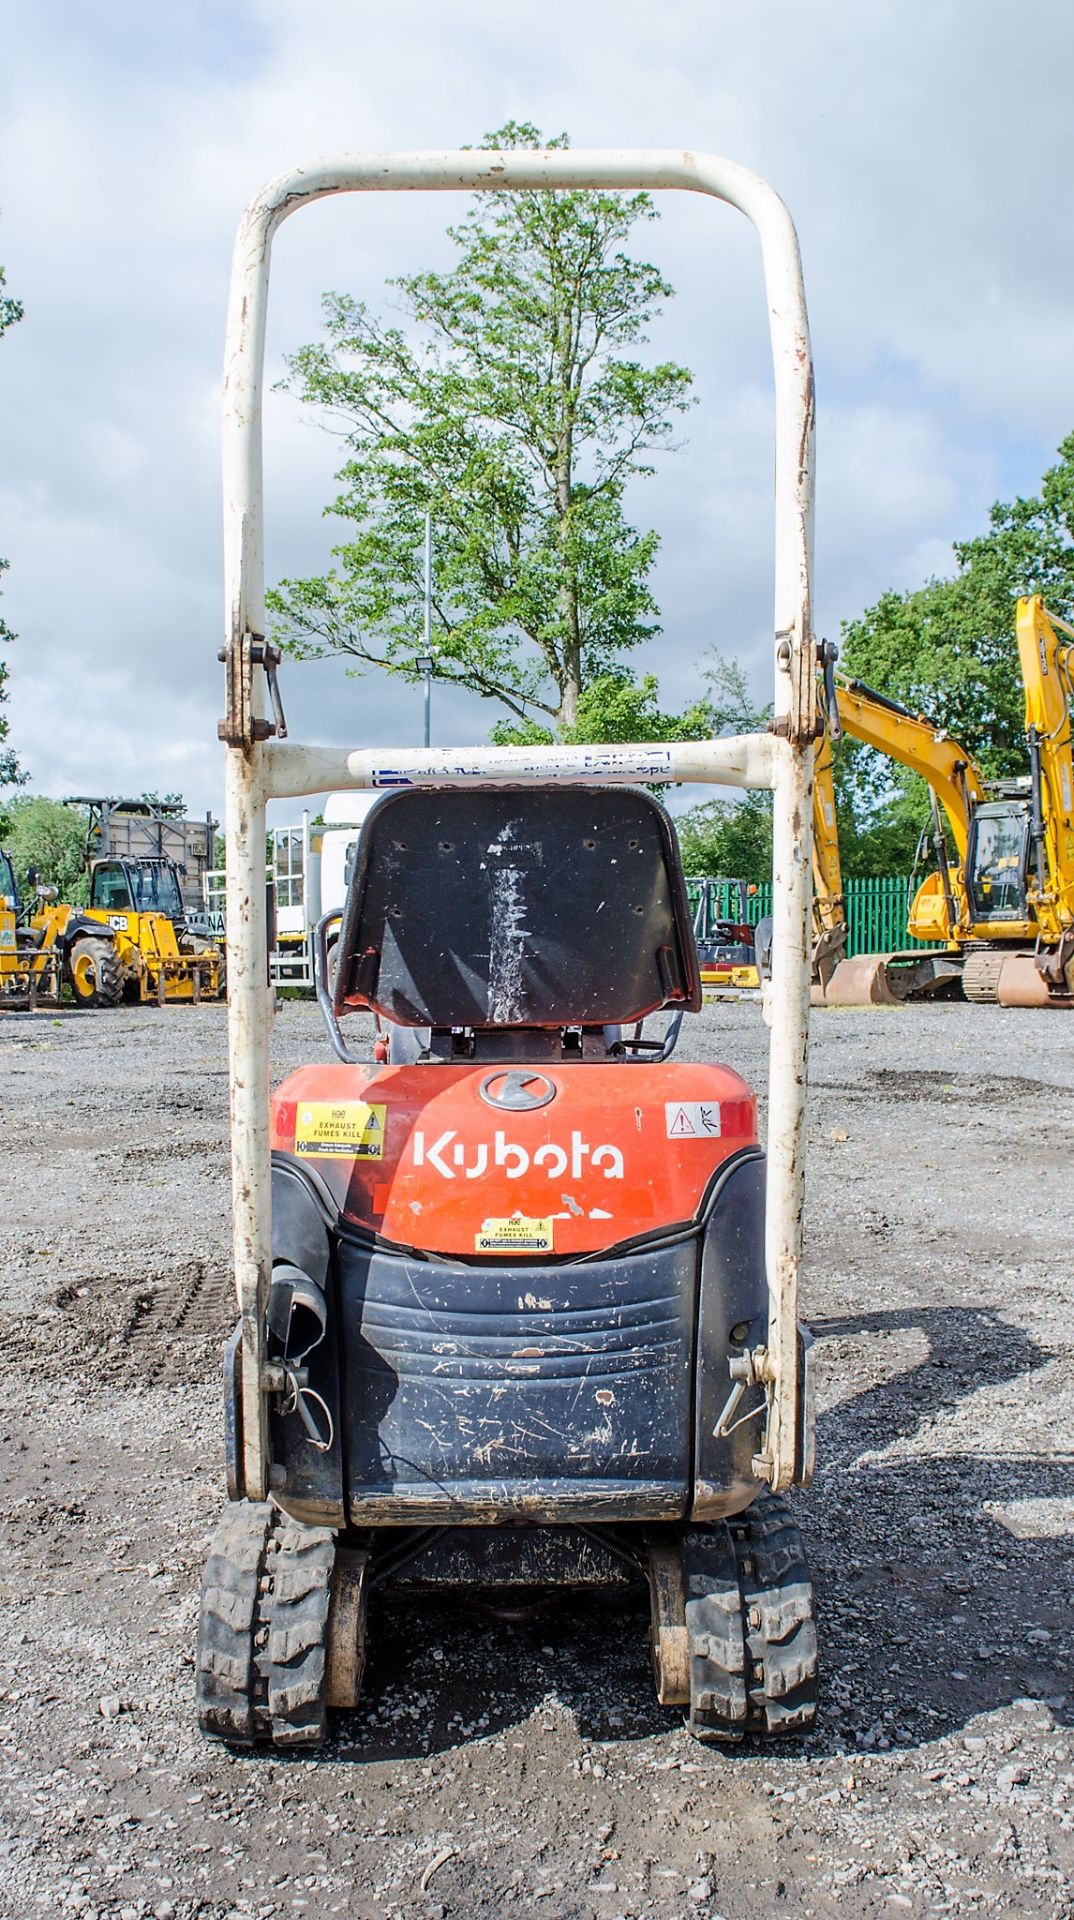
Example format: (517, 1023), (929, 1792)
(219, 148), (819, 1503)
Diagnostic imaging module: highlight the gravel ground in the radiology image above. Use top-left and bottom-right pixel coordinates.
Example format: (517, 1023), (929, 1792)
(0, 996), (1071, 1920)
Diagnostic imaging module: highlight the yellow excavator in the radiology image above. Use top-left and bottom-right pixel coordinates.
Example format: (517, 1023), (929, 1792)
(814, 594), (1074, 1008)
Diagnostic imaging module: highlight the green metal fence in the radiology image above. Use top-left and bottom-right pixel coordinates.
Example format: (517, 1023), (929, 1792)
(687, 874), (932, 959)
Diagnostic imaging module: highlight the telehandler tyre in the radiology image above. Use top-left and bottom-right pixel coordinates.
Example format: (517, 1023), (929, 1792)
(68, 937), (124, 1008)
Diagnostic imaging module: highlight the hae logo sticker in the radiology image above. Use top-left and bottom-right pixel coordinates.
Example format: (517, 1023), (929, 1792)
(475, 1216), (554, 1254)
(412, 1129), (624, 1181)
(665, 1101), (722, 1139)
(295, 1101), (386, 1158)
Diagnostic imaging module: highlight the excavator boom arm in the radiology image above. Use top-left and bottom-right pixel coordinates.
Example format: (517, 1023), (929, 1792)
(830, 675), (985, 862)
(1016, 596), (1074, 933)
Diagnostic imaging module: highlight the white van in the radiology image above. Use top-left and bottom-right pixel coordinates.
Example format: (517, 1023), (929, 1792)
(318, 791), (381, 986)
(318, 791), (381, 916)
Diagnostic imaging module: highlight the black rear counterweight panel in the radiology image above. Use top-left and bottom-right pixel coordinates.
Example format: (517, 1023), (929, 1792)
(265, 1151), (768, 1529)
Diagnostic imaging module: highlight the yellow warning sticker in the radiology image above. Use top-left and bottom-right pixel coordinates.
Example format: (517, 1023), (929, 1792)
(295, 1102), (386, 1159)
(475, 1217), (554, 1254)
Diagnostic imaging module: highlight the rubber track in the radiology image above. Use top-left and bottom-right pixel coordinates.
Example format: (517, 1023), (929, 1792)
(731, 1491), (818, 1733)
(195, 1500), (274, 1744)
(195, 1504), (335, 1748)
(684, 1492), (817, 1740)
(683, 1522), (748, 1740)
(264, 1519), (335, 1747)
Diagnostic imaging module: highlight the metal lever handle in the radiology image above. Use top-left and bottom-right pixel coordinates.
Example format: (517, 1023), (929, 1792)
(818, 638), (841, 741)
(713, 1345), (771, 1438)
(217, 633), (288, 745)
(257, 641), (288, 739)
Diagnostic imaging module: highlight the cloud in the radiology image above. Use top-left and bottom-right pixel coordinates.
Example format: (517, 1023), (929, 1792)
(1, 0), (1071, 823)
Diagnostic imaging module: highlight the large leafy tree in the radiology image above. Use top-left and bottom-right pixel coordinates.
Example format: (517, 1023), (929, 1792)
(0, 797), (89, 904)
(0, 265), (24, 787)
(673, 656), (774, 877)
(269, 122), (694, 730)
(839, 432), (1074, 803)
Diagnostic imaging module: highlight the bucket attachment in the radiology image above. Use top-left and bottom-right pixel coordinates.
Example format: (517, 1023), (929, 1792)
(997, 952), (1074, 1009)
(822, 954), (901, 1006)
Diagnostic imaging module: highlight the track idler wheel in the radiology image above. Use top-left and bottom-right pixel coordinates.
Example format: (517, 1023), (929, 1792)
(823, 955), (901, 1006)
(196, 1501), (368, 1748)
(650, 1492), (818, 1740)
(68, 937), (124, 1008)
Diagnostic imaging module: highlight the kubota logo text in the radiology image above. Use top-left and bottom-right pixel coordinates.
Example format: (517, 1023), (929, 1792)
(412, 1129), (624, 1181)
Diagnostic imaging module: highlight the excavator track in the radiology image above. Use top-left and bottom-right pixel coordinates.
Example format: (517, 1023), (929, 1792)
(961, 949), (1008, 1004)
(681, 1492), (817, 1740)
(196, 1501), (338, 1748)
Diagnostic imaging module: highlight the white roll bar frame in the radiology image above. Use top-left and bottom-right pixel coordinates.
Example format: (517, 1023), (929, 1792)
(221, 148), (817, 1500)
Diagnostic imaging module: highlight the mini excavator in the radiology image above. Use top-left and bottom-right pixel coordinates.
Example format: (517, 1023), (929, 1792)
(196, 144), (823, 1749)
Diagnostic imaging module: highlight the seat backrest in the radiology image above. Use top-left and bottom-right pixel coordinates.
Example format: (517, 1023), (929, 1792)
(333, 785), (701, 1030)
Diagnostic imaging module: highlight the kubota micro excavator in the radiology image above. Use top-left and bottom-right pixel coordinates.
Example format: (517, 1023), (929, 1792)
(813, 595), (1074, 1007)
(195, 143), (822, 1752)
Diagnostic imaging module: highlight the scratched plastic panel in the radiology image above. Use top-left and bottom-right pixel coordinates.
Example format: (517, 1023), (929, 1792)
(337, 1238), (697, 1523)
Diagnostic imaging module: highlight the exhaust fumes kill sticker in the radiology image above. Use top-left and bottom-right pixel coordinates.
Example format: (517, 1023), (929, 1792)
(476, 1216), (554, 1253)
(295, 1102), (386, 1158)
(665, 1101), (722, 1139)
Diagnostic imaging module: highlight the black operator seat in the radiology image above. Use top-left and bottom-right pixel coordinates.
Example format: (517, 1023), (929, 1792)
(332, 785), (701, 1043)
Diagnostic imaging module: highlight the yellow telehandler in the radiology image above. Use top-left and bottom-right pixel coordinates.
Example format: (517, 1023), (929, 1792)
(0, 848), (123, 1008)
(71, 799), (224, 1003)
(813, 595), (1074, 1007)
(80, 856), (223, 1003)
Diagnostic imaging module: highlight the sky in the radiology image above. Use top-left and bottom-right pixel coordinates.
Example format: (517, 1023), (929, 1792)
(1, 0), (1073, 828)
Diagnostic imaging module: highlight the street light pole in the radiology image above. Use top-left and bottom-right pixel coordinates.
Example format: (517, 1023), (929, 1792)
(423, 513), (433, 749)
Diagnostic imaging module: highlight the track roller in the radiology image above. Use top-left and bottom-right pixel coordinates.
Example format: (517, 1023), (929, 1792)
(650, 1492), (817, 1741)
(196, 1500), (364, 1748)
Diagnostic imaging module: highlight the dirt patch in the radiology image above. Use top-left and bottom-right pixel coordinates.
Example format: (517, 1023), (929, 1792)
(0, 998), (1071, 1920)
(0, 1260), (233, 1388)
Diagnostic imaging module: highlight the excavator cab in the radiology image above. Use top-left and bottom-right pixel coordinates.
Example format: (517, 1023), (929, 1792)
(89, 856), (187, 926)
(964, 800), (1031, 924)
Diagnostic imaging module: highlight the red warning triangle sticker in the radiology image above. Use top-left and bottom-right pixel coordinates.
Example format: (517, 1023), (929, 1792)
(668, 1106), (696, 1137)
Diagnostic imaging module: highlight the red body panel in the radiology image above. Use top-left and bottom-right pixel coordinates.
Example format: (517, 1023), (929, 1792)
(271, 1062), (758, 1258)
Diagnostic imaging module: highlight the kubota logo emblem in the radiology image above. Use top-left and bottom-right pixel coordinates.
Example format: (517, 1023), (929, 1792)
(412, 1129), (624, 1181)
(479, 1069), (557, 1112)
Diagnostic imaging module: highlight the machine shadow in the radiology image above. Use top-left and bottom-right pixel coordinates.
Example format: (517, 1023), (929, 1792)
(316, 1301), (1070, 1764)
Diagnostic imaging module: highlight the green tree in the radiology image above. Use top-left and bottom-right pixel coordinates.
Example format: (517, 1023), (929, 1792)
(0, 265), (25, 787)
(269, 122), (694, 730)
(490, 670), (712, 750)
(0, 796), (89, 904)
(675, 793), (773, 879)
(840, 431), (1074, 803)
(673, 653), (774, 878)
